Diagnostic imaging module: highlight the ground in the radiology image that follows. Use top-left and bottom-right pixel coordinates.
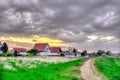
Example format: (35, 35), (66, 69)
(95, 57), (120, 80)
(0, 56), (76, 63)
(0, 56), (86, 80)
(80, 58), (105, 80)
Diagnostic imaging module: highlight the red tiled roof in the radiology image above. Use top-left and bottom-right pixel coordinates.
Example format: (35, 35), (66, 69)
(33, 43), (48, 52)
(13, 48), (27, 53)
(50, 47), (61, 53)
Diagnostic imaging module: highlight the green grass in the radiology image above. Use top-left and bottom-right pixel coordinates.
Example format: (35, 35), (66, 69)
(95, 57), (120, 80)
(0, 58), (86, 80)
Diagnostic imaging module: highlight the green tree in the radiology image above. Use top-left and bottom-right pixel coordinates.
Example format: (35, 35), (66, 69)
(27, 49), (38, 56)
(81, 50), (87, 57)
(73, 48), (77, 57)
(96, 50), (105, 56)
(14, 50), (18, 57)
(106, 51), (112, 55)
(1, 42), (8, 53)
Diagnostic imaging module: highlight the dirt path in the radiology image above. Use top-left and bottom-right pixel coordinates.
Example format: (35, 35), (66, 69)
(0, 56), (76, 63)
(80, 59), (105, 80)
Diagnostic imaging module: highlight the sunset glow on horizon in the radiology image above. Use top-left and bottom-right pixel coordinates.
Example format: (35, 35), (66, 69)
(0, 35), (69, 50)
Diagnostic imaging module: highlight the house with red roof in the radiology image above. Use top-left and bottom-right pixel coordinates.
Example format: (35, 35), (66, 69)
(33, 43), (51, 56)
(13, 48), (27, 56)
(50, 47), (62, 55)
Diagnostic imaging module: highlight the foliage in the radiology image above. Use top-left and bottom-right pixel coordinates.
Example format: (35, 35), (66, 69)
(95, 57), (120, 80)
(27, 53), (34, 57)
(81, 50), (87, 57)
(0, 58), (86, 80)
(105, 51), (112, 55)
(96, 50), (105, 56)
(27, 49), (39, 56)
(14, 50), (17, 57)
(1, 42), (8, 53)
(73, 48), (77, 57)
(2, 52), (13, 56)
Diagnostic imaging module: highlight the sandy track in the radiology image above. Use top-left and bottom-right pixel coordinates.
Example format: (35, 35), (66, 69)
(0, 56), (76, 62)
(80, 59), (104, 80)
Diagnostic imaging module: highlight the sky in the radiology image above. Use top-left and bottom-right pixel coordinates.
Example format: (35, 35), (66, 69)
(0, 0), (120, 53)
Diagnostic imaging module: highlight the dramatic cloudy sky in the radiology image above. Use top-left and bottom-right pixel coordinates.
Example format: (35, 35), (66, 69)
(0, 0), (120, 53)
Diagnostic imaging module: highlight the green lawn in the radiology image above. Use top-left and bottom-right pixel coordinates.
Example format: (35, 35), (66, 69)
(95, 57), (120, 80)
(0, 58), (86, 80)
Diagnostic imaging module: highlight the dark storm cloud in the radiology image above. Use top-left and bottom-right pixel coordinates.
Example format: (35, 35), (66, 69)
(0, 0), (120, 52)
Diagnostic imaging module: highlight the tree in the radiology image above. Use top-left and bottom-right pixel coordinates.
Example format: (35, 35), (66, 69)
(27, 49), (38, 56)
(106, 51), (112, 55)
(1, 42), (8, 53)
(73, 48), (77, 57)
(81, 50), (87, 57)
(14, 50), (18, 57)
(96, 50), (105, 56)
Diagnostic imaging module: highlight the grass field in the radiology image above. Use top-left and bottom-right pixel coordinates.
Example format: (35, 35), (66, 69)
(95, 57), (120, 80)
(0, 57), (86, 80)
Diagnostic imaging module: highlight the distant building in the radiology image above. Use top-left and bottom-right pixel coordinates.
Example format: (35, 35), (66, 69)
(64, 51), (75, 57)
(33, 43), (51, 56)
(50, 47), (62, 56)
(13, 48), (27, 56)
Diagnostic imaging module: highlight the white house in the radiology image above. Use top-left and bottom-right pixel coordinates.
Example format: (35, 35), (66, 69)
(13, 48), (27, 56)
(49, 47), (61, 56)
(64, 52), (75, 57)
(33, 43), (51, 56)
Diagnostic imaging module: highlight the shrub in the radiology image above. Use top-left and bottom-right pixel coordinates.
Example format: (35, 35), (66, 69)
(96, 50), (105, 56)
(27, 49), (38, 56)
(27, 53), (34, 57)
(3, 52), (13, 56)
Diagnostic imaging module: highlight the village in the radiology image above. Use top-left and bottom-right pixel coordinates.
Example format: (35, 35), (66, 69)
(0, 41), (113, 58)
(0, 41), (85, 57)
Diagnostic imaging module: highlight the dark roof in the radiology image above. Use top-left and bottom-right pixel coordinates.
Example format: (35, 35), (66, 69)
(50, 47), (61, 53)
(33, 43), (48, 52)
(13, 48), (27, 53)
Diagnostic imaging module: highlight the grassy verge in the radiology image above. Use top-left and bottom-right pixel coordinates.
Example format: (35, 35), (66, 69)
(0, 58), (86, 80)
(94, 57), (120, 80)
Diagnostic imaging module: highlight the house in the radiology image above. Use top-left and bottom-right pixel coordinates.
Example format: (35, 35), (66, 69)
(13, 48), (27, 56)
(76, 52), (81, 57)
(49, 47), (62, 56)
(33, 43), (51, 56)
(64, 51), (75, 57)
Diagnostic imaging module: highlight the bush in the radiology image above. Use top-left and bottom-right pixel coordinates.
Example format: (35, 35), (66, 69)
(27, 49), (38, 56)
(96, 50), (105, 56)
(27, 53), (34, 57)
(2, 52), (13, 56)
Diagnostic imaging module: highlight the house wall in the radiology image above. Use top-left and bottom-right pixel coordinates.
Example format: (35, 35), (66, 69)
(77, 54), (81, 57)
(44, 45), (51, 54)
(37, 45), (51, 56)
(48, 53), (60, 56)
(37, 52), (48, 56)
(0, 51), (3, 54)
(18, 52), (28, 56)
(65, 55), (75, 57)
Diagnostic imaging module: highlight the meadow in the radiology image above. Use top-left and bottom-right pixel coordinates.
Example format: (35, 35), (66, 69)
(0, 57), (86, 80)
(95, 57), (120, 80)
